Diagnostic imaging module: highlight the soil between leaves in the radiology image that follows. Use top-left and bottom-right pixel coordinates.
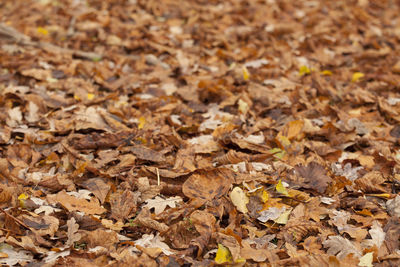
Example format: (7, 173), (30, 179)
(1, 0), (400, 266)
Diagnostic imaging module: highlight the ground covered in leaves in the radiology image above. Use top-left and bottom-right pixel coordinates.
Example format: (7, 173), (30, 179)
(1, 0), (400, 266)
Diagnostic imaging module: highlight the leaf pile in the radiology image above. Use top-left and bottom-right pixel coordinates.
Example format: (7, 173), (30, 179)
(1, 0), (400, 266)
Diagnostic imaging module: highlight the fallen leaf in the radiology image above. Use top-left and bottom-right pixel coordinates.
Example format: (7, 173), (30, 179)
(276, 179), (289, 196)
(215, 244), (232, 264)
(143, 196), (182, 215)
(229, 187), (249, 213)
(358, 252), (373, 267)
(0, 244), (33, 266)
(351, 72), (365, 82)
(294, 162), (332, 194)
(183, 168), (234, 205)
(323, 235), (361, 259)
(66, 217), (81, 247)
(47, 190), (106, 215)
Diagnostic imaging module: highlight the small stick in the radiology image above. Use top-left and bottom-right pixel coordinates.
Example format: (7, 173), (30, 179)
(156, 167), (160, 186)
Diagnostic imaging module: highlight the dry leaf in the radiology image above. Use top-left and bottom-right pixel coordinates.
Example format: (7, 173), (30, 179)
(47, 190), (106, 215)
(143, 196), (182, 215)
(323, 235), (361, 259)
(66, 217), (81, 247)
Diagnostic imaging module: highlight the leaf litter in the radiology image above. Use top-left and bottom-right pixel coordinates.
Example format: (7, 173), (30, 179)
(1, 0), (400, 266)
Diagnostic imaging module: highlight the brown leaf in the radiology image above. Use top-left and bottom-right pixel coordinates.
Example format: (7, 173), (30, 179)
(240, 240), (269, 262)
(354, 171), (386, 193)
(135, 207), (169, 233)
(0, 184), (13, 205)
(110, 190), (139, 220)
(81, 178), (111, 204)
(22, 214), (59, 237)
(82, 228), (119, 250)
(6, 235), (48, 254)
(384, 217), (400, 254)
(66, 217), (81, 247)
(182, 168), (234, 205)
(47, 190), (106, 215)
(69, 131), (135, 150)
(131, 145), (166, 163)
(294, 162), (332, 194)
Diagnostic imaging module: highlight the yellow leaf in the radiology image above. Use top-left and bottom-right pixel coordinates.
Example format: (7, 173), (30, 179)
(274, 208), (291, 224)
(18, 193), (29, 200)
(235, 258), (246, 263)
(37, 27), (48, 35)
(358, 252), (373, 267)
(74, 94), (81, 101)
(238, 99), (249, 114)
(18, 193), (29, 208)
(276, 180), (289, 196)
(276, 134), (291, 148)
(75, 161), (88, 174)
(356, 209), (373, 217)
(230, 187), (249, 213)
(299, 65), (311, 76)
(138, 116), (146, 129)
(268, 147), (286, 160)
(87, 93), (95, 100)
(261, 191), (269, 203)
(282, 120), (305, 140)
(135, 137), (147, 144)
(242, 66), (250, 81)
(215, 244), (233, 264)
(321, 70), (333, 76)
(351, 72), (364, 82)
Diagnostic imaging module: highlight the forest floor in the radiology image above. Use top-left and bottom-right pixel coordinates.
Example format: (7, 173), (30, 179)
(1, 0), (400, 266)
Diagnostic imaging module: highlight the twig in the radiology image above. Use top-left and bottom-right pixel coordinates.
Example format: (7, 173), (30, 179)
(156, 167), (160, 186)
